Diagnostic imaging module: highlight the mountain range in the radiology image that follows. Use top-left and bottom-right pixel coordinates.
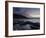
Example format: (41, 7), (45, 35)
(13, 14), (29, 19)
(13, 14), (39, 19)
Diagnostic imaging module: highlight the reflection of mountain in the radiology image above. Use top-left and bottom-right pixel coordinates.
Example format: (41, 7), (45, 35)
(13, 14), (29, 19)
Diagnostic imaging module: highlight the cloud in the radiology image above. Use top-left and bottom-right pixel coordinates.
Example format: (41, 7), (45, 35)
(13, 7), (40, 18)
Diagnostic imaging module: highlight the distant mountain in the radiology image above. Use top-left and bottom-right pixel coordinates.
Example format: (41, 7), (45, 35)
(13, 14), (40, 19)
(13, 14), (29, 19)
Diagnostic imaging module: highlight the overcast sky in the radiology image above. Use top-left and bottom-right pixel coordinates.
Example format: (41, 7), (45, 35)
(13, 7), (40, 18)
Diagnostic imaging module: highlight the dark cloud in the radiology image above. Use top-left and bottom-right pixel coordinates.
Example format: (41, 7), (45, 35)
(13, 7), (40, 18)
